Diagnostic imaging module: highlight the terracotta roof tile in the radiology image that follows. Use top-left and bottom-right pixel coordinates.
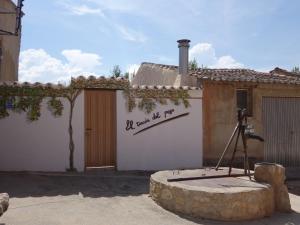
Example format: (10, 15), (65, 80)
(0, 81), (66, 89)
(140, 62), (178, 70)
(190, 68), (300, 85)
(70, 76), (129, 89)
(131, 84), (199, 90)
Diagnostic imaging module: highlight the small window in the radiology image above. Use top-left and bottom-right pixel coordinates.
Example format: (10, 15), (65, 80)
(236, 89), (253, 116)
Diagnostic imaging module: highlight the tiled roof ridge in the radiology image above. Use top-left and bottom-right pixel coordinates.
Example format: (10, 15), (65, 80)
(191, 68), (300, 85)
(0, 81), (200, 90)
(189, 68), (271, 77)
(271, 67), (300, 77)
(71, 75), (128, 82)
(141, 62), (268, 74)
(141, 62), (178, 70)
(131, 84), (199, 90)
(193, 68), (267, 73)
(0, 81), (67, 88)
(0, 76), (128, 88)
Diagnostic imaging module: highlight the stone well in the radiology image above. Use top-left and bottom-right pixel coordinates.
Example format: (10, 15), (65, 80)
(150, 168), (275, 221)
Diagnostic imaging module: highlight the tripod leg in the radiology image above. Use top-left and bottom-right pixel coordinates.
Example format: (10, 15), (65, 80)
(229, 127), (241, 175)
(215, 123), (239, 170)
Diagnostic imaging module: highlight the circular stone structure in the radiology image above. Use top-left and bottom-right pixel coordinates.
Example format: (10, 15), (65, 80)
(150, 168), (275, 221)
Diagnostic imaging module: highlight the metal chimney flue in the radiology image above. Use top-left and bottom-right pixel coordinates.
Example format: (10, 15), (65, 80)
(177, 39), (190, 77)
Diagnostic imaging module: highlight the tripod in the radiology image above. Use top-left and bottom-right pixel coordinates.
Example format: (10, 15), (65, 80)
(215, 109), (251, 177)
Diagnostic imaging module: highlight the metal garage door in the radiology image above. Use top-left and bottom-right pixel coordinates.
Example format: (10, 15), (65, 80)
(262, 97), (300, 167)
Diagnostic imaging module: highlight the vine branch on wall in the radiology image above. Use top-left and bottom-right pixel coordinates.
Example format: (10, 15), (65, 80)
(123, 88), (191, 113)
(66, 88), (82, 172)
(0, 83), (70, 120)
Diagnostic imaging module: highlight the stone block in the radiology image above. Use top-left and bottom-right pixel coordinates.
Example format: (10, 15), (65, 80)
(254, 163), (291, 213)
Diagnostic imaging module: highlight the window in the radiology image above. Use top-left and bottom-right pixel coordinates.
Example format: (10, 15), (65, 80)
(236, 89), (253, 116)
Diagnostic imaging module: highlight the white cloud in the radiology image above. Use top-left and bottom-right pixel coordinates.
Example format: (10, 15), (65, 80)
(85, 0), (138, 12)
(189, 43), (217, 67)
(60, 2), (105, 17)
(189, 43), (243, 68)
(117, 25), (147, 43)
(68, 4), (104, 16)
(62, 49), (102, 70)
(19, 49), (102, 84)
(214, 55), (243, 69)
(58, 1), (147, 43)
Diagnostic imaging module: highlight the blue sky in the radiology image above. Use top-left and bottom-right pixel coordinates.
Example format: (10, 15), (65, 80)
(17, 0), (300, 83)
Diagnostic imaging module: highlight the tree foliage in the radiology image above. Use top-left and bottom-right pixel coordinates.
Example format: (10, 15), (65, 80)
(189, 58), (198, 70)
(124, 72), (129, 79)
(112, 65), (122, 78)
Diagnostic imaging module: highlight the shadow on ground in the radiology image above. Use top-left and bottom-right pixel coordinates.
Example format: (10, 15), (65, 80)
(287, 181), (300, 196)
(0, 172), (150, 198)
(161, 205), (300, 225)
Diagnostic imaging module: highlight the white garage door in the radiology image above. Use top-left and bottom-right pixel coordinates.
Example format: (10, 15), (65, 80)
(262, 97), (300, 167)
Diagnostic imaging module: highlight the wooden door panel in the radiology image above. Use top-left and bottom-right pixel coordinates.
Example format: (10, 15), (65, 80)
(85, 90), (116, 167)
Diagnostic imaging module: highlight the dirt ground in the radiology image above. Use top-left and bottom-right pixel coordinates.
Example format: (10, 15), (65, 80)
(0, 172), (300, 225)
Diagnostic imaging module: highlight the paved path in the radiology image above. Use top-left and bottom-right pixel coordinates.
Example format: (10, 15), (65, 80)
(0, 173), (300, 225)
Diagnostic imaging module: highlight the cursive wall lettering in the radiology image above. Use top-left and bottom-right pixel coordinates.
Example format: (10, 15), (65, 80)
(125, 109), (189, 135)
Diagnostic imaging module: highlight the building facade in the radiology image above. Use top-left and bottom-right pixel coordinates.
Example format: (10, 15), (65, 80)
(133, 40), (300, 168)
(0, 0), (22, 81)
(199, 74), (300, 167)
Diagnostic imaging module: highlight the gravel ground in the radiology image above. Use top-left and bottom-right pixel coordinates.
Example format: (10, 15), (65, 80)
(0, 172), (300, 225)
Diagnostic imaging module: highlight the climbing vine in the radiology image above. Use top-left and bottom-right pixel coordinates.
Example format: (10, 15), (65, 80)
(0, 79), (192, 119)
(47, 97), (64, 117)
(123, 88), (190, 113)
(71, 75), (191, 114)
(0, 84), (70, 120)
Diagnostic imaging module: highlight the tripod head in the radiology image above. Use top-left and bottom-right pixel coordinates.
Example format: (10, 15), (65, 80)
(237, 108), (264, 142)
(237, 108), (248, 125)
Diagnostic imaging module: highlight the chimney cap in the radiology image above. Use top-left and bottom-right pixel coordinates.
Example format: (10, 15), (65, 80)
(177, 39), (190, 48)
(177, 39), (191, 44)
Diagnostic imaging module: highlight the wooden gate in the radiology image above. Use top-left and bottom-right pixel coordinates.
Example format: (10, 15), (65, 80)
(85, 90), (116, 168)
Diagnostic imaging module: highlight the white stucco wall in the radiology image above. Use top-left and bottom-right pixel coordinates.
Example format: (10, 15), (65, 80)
(0, 93), (85, 172)
(116, 90), (203, 171)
